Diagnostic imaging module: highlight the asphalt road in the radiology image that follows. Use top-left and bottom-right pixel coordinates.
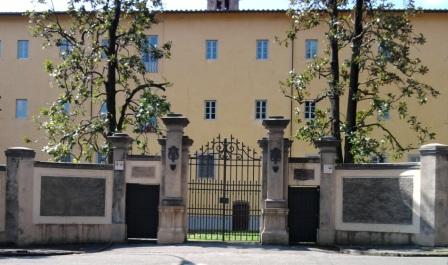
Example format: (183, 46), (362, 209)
(1, 242), (447, 265)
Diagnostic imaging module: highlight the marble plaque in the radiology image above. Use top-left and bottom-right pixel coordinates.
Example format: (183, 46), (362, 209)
(131, 166), (156, 178)
(40, 176), (106, 216)
(342, 177), (413, 224)
(294, 169), (315, 181)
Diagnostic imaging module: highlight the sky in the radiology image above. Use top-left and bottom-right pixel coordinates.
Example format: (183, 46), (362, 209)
(0, 0), (446, 12)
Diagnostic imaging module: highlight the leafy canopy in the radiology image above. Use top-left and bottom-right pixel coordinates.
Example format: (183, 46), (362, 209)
(29, 0), (171, 162)
(283, 0), (438, 162)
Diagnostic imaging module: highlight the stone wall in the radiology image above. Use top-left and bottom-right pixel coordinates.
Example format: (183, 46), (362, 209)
(288, 157), (320, 187)
(334, 163), (421, 245)
(0, 165), (5, 242)
(0, 147), (127, 246)
(25, 162), (122, 245)
(126, 155), (161, 185)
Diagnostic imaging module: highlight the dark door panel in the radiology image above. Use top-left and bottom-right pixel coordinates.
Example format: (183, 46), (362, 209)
(126, 184), (159, 239)
(288, 187), (319, 244)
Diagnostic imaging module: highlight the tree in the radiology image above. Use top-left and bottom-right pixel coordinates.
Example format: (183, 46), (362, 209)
(284, 0), (439, 163)
(29, 0), (171, 162)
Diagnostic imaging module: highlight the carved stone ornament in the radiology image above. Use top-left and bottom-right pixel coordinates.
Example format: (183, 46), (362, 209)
(168, 145), (180, 171)
(270, 147), (281, 173)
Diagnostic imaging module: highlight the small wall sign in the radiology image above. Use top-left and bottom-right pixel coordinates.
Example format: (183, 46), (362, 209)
(323, 164), (334, 174)
(114, 160), (124, 171)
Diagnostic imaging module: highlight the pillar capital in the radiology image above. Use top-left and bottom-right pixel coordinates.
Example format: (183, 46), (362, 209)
(107, 133), (133, 149)
(5, 147), (35, 158)
(257, 137), (268, 150)
(262, 116), (290, 131)
(182, 136), (194, 148)
(419, 143), (448, 156)
(315, 136), (340, 148)
(161, 113), (190, 128)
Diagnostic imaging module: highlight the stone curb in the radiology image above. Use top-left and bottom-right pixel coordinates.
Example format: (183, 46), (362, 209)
(338, 247), (448, 257)
(0, 249), (83, 257)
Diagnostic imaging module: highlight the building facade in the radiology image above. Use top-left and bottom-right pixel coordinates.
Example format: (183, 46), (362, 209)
(0, 3), (447, 163)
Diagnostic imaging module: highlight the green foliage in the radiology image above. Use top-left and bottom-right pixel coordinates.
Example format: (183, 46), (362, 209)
(29, 0), (171, 162)
(284, 0), (438, 162)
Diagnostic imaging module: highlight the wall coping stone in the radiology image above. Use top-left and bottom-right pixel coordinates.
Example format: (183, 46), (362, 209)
(34, 161), (113, 170)
(5, 147), (36, 158)
(289, 157), (320, 163)
(336, 163), (420, 170)
(0, 164), (5, 171)
(419, 143), (448, 156)
(127, 155), (161, 161)
(107, 133), (133, 145)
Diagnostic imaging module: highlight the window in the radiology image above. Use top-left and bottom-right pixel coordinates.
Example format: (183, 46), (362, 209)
(304, 101), (315, 120)
(377, 109), (390, 121)
(101, 39), (109, 59)
(142, 35), (158, 73)
(17, 40), (29, 59)
(256, 39), (269, 60)
(216, 0), (230, 10)
(138, 116), (158, 133)
(60, 154), (72, 163)
(197, 154), (215, 178)
(206, 40), (218, 60)
(371, 154), (387, 163)
(100, 103), (107, 117)
(204, 100), (216, 120)
(15, 99), (28, 119)
(59, 39), (73, 57)
(255, 100), (267, 120)
(63, 102), (70, 114)
(379, 42), (392, 60)
(97, 152), (108, 164)
(305, 39), (318, 59)
(408, 154), (420, 163)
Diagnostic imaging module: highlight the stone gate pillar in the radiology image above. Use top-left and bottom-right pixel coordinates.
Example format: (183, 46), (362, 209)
(4, 147), (36, 246)
(260, 116), (290, 245)
(315, 136), (340, 246)
(157, 113), (190, 244)
(417, 144), (448, 246)
(107, 133), (133, 227)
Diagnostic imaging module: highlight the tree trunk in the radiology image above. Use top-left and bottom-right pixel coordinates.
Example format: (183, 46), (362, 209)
(344, 0), (364, 163)
(328, 0), (343, 162)
(106, 0), (121, 163)
(106, 0), (121, 136)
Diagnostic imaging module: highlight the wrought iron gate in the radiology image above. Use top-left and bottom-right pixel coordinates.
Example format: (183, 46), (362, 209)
(187, 135), (261, 241)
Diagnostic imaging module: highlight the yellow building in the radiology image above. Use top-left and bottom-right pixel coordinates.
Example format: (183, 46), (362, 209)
(0, 2), (447, 163)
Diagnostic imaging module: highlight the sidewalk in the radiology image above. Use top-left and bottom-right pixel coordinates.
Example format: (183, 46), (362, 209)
(1, 242), (448, 257)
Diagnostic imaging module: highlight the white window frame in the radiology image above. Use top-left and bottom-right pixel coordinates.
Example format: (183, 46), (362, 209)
(15, 99), (28, 119)
(142, 35), (159, 73)
(255, 100), (267, 120)
(204, 100), (216, 120)
(17, 40), (29, 59)
(206, 40), (218, 60)
(304, 101), (316, 120)
(256, 39), (269, 60)
(305, 39), (318, 59)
